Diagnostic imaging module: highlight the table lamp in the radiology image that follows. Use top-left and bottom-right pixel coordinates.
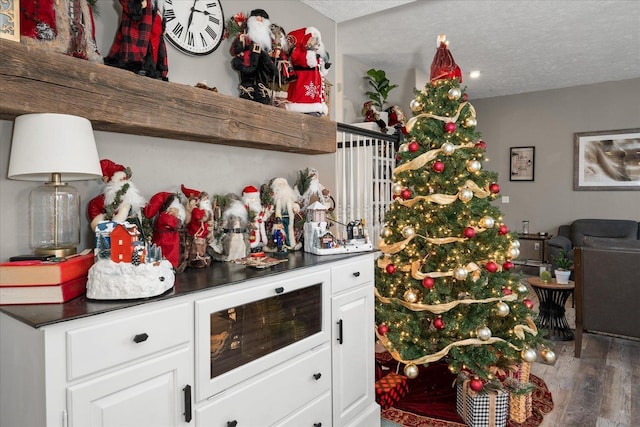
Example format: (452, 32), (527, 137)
(8, 113), (102, 257)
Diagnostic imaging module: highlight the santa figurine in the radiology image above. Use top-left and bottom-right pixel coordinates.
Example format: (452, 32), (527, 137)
(242, 185), (273, 251)
(87, 159), (146, 232)
(104, 0), (169, 80)
(267, 177), (302, 251)
(181, 184), (214, 268)
(212, 200), (251, 261)
(230, 9), (277, 104)
(285, 27), (331, 116)
(143, 192), (185, 268)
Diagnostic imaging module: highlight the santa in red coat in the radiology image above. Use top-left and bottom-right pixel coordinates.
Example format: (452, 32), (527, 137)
(285, 27), (330, 116)
(143, 192), (185, 268)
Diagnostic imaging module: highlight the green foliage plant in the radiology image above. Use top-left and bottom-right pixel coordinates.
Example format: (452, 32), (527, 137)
(551, 249), (573, 270)
(365, 68), (398, 110)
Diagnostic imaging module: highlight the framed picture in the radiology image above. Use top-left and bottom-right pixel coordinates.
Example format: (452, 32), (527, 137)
(0, 0), (20, 42)
(510, 146), (535, 181)
(573, 128), (640, 191)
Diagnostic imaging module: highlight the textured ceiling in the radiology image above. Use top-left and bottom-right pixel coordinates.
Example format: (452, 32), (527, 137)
(301, 0), (640, 99)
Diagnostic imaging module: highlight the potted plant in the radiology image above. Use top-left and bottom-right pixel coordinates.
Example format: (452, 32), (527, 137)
(364, 68), (398, 112)
(551, 249), (573, 284)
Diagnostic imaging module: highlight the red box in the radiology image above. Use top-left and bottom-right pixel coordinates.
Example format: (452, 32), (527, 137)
(375, 372), (409, 409)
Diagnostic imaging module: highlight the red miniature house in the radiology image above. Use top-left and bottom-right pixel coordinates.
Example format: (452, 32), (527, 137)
(110, 223), (141, 263)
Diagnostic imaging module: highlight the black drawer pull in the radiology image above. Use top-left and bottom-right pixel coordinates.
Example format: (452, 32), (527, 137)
(183, 385), (192, 423)
(133, 333), (149, 343)
(275, 286), (284, 294)
(352, 271), (360, 277)
(227, 421), (238, 427)
(313, 372), (322, 380)
(314, 423), (322, 427)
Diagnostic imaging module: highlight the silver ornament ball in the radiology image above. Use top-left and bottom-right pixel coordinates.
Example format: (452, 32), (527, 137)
(495, 301), (510, 317)
(381, 227), (393, 238)
(476, 326), (492, 341)
(402, 226), (416, 238)
(441, 142), (456, 156)
(404, 289), (419, 303)
(509, 247), (521, 259)
(464, 117), (477, 128)
(447, 87), (462, 100)
(521, 348), (537, 363)
(459, 188), (474, 202)
(481, 216), (495, 228)
(392, 183), (404, 195)
(410, 99), (422, 112)
(516, 283), (528, 294)
(466, 160), (482, 173)
(511, 239), (521, 248)
(541, 348), (557, 364)
(404, 364), (419, 379)
(454, 267), (469, 281)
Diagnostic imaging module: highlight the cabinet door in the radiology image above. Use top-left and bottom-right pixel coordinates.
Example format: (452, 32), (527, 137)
(332, 284), (376, 426)
(67, 347), (192, 427)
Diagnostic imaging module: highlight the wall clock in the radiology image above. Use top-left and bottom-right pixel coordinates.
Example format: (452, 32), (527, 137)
(164, 0), (224, 55)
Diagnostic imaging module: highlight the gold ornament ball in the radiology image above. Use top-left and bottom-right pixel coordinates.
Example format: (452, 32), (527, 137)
(410, 99), (423, 113)
(404, 364), (419, 379)
(381, 227), (393, 238)
(392, 183), (404, 195)
(464, 117), (477, 128)
(404, 289), (419, 303)
(541, 348), (557, 364)
(476, 326), (492, 341)
(481, 216), (495, 228)
(495, 301), (510, 317)
(459, 188), (474, 202)
(521, 348), (537, 363)
(454, 267), (468, 281)
(447, 87), (462, 100)
(402, 226), (416, 238)
(466, 160), (482, 173)
(441, 142), (455, 156)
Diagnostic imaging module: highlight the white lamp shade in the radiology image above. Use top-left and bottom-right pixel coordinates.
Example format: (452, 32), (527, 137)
(8, 113), (102, 182)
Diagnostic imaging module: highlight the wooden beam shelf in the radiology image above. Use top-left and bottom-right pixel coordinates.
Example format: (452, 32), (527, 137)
(0, 40), (336, 154)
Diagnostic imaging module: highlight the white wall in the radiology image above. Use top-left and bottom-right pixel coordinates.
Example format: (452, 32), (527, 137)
(0, 1), (337, 260)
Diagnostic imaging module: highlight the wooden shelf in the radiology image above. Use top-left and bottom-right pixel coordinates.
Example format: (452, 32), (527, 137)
(0, 39), (336, 154)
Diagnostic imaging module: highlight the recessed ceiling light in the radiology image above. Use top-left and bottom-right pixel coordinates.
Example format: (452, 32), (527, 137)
(469, 70), (481, 79)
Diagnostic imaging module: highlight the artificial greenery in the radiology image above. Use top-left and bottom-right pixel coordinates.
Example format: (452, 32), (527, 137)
(551, 249), (573, 270)
(374, 76), (544, 381)
(364, 68), (398, 110)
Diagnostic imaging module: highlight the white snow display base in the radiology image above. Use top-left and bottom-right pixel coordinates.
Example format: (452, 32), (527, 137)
(87, 259), (175, 300)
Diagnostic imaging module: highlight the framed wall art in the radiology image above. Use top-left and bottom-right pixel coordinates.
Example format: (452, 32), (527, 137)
(510, 146), (535, 181)
(573, 128), (640, 191)
(0, 0), (20, 42)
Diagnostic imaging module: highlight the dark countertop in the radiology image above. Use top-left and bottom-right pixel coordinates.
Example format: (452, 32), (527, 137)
(1, 251), (374, 329)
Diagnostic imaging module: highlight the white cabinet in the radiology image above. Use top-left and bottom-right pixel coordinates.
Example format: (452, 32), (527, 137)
(0, 254), (379, 427)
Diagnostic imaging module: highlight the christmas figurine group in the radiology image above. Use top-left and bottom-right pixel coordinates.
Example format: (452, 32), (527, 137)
(373, 36), (554, 422)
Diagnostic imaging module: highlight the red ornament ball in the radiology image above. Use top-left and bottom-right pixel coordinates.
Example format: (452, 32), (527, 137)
(498, 224), (509, 235)
(524, 299), (535, 309)
(433, 317), (445, 329)
(475, 140), (487, 150)
(444, 122), (457, 133)
(385, 264), (397, 274)
(469, 377), (484, 392)
(422, 277), (435, 289)
(408, 141), (419, 152)
(400, 188), (412, 200)
(378, 324), (389, 335)
(433, 160), (445, 173)
(462, 93), (469, 102)
(502, 287), (513, 295)
(503, 261), (515, 270)
(485, 261), (498, 273)
(463, 227), (476, 239)
(489, 183), (500, 194)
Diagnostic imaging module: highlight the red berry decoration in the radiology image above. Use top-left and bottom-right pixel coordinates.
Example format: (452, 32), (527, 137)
(475, 140), (487, 150)
(378, 324), (389, 335)
(433, 317), (445, 330)
(498, 224), (509, 235)
(433, 160), (445, 173)
(469, 377), (484, 392)
(385, 263), (397, 274)
(502, 287), (512, 295)
(400, 188), (412, 200)
(524, 299), (534, 309)
(489, 183), (500, 194)
(463, 227), (476, 239)
(485, 261), (498, 273)
(503, 261), (515, 270)
(422, 277), (435, 289)
(408, 141), (419, 152)
(444, 122), (456, 133)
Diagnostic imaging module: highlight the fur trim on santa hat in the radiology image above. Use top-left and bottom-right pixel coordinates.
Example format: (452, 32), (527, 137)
(285, 102), (328, 115)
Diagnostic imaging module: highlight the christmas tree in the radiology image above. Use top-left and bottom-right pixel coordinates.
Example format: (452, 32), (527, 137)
(374, 36), (551, 384)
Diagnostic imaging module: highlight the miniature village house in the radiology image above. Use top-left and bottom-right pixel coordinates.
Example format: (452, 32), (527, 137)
(110, 223), (144, 263)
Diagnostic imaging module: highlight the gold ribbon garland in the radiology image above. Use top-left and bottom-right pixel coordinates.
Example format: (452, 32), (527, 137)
(394, 142), (475, 175)
(405, 101), (474, 133)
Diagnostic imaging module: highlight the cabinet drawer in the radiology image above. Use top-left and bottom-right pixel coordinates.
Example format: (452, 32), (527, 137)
(332, 256), (374, 294)
(196, 345), (330, 426)
(67, 303), (190, 380)
(274, 392), (331, 427)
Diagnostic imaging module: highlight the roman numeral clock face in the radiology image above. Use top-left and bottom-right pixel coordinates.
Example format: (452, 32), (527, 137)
(164, 0), (224, 55)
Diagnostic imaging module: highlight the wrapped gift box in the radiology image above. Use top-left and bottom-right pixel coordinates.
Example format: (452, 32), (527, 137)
(375, 371), (409, 410)
(456, 375), (509, 427)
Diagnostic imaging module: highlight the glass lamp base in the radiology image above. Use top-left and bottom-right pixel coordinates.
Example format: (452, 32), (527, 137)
(34, 246), (77, 258)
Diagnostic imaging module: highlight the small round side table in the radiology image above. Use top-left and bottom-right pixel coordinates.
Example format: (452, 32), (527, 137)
(526, 277), (575, 341)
